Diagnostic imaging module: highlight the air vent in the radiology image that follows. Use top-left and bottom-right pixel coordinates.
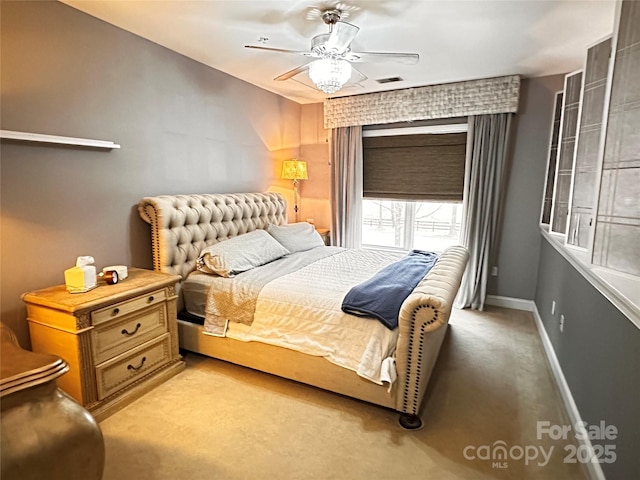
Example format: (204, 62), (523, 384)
(376, 77), (403, 84)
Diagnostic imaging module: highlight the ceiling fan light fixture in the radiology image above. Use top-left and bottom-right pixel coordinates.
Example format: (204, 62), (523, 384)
(308, 58), (352, 94)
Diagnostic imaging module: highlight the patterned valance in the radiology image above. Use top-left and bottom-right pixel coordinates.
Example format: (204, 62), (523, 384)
(324, 75), (520, 129)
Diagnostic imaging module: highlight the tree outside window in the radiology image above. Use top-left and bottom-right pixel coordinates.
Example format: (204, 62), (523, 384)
(362, 199), (462, 252)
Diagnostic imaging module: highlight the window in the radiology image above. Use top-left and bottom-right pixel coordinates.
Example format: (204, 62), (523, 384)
(362, 199), (462, 252)
(542, 34), (639, 276)
(541, 91), (563, 225)
(551, 70), (583, 235)
(362, 123), (467, 252)
(567, 38), (611, 249)
(539, 14), (640, 321)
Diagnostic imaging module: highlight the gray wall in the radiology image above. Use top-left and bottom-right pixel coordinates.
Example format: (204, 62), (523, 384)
(535, 239), (640, 479)
(489, 75), (565, 299)
(0, 1), (301, 346)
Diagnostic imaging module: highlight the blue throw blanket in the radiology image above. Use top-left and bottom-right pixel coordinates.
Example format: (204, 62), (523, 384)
(341, 250), (439, 330)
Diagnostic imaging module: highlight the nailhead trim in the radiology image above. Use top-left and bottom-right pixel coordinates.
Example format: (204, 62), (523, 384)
(402, 304), (440, 415)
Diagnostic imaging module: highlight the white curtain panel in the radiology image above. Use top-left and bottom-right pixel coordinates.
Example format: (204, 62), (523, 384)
(330, 125), (363, 248)
(456, 113), (513, 310)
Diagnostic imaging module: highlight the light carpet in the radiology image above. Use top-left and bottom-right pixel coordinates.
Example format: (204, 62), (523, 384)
(99, 306), (587, 480)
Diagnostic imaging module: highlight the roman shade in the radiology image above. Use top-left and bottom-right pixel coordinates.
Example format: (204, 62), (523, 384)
(362, 133), (467, 201)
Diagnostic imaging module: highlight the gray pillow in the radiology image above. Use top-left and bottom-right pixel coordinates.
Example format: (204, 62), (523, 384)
(196, 229), (290, 277)
(267, 222), (325, 253)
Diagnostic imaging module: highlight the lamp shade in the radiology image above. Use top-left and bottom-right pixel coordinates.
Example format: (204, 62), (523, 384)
(281, 160), (308, 180)
(308, 58), (352, 94)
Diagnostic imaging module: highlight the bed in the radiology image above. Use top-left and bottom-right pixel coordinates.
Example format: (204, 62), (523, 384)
(138, 192), (468, 429)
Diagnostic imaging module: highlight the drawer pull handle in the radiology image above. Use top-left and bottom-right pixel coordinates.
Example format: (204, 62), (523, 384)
(127, 356), (147, 371)
(112, 308), (120, 316)
(121, 323), (142, 337)
(148, 296), (155, 303)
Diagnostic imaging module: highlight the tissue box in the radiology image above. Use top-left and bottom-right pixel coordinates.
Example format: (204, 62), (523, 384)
(65, 265), (97, 293)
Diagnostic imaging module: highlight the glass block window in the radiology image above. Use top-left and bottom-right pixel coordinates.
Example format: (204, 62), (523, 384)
(538, 0), (639, 316)
(551, 71), (583, 235)
(592, 1), (640, 276)
(541, 91), (563, 225)
(568, 38), (612, 248)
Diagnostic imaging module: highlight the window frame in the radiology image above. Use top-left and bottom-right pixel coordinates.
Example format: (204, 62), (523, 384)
(540, 90), (564, 228)
(362, 122), (468, 252)
(361, 198), (463, 253)
(549, 68), (583, 239)
(566, 35), (613, 254)
(539, 29), (639, 326)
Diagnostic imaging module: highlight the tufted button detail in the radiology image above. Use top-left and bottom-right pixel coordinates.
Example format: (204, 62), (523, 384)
(138, 192), (288, 282)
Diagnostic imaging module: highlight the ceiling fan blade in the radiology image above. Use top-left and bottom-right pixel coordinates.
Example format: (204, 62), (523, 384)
(345, 52), (419, 65)
(274, 63), (310, 81)
(325, 21), (360, 54)
(245, 45), (315, 58)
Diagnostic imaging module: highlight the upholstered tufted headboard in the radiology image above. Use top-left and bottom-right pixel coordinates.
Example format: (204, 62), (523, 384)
(138, 193), (287, 282)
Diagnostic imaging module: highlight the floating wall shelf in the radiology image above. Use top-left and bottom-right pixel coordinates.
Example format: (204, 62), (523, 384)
(0, 130), (120, 149)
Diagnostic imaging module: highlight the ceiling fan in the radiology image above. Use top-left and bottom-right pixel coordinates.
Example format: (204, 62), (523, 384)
(245, 8), (419, 95)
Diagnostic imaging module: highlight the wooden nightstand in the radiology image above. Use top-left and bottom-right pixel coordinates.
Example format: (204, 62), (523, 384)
(316, 227), (330, 246)
(22, 268), (185, 421)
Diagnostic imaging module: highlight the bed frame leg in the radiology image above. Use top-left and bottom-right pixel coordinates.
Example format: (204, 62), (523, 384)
(398, 413), (423, 430)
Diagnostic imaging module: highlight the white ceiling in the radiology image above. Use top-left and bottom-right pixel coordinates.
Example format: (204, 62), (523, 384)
(61, 0), (617, 105)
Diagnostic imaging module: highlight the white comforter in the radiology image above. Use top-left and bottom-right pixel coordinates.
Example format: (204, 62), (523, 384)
(203, 247), (405, 385)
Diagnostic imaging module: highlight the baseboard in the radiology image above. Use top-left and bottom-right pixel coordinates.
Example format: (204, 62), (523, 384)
(485, 294), (535, 311)
(487, 295), (607, 479)
(531, 304), (606, 480)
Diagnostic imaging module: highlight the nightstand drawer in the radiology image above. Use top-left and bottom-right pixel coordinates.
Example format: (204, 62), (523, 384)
(23, 268), (184, 421)
(96, 333), (171, 400)
(91, 303), (168, 364)
(91, 288), (166, 326)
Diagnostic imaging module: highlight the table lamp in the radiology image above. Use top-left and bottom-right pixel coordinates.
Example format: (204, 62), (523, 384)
(281, 159), (308, 223)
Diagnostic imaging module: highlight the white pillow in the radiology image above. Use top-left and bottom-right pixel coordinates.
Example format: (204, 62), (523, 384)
(196, 229), (290, 277)
(267, 222), (325, 253)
